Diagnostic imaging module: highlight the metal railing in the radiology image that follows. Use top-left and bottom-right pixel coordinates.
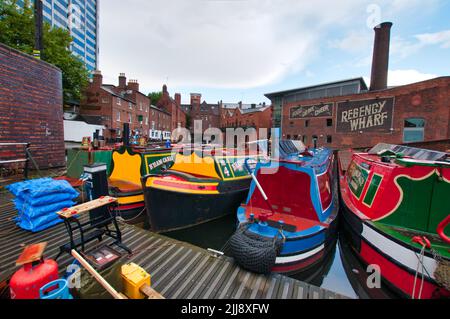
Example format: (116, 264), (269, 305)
(0, 143), (41, 180)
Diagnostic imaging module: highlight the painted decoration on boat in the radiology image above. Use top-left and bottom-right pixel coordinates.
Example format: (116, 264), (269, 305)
(336, 97), (394, 133)
(339, 144), (450, 299)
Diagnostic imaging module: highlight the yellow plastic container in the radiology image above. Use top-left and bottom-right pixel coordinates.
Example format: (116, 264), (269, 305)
(120, 263), (151, 299)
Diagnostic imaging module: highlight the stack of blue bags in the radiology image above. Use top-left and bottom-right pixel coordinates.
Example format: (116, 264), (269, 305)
(6, 178), (79, 232)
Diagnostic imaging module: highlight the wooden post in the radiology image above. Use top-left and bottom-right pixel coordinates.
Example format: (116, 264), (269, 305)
(71, 250), (127, 299)
(140, 284), (165, 299)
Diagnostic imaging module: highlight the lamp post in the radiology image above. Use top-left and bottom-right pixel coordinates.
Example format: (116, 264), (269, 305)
(33, 0), (43, 59)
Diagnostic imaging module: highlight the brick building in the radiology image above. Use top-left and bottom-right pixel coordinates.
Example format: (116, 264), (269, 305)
(0, 43), (65, 168)
(265, 22), (450, 149)
(80, 72), (151, 139)
(156, 85), (187, 132)
(149, 105), (172, 140)
(181, 94), (221, 132)
(220, 104), (273, 133)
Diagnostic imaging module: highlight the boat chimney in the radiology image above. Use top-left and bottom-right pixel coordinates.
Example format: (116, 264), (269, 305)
(370, 22), (393, 91)
(123, 123), (130, 146)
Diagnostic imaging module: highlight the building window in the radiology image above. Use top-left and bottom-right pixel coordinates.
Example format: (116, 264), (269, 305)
(403, 118), (425, 143)
(128, 113), (132, 124)
(145, 117), (148, 125)
(305, 120), (309, 128)
(116, 111), (120, 122)
(102, 98), (108, 104)
(140, 102), (143, 111)
(129, 102), (133, 109)
(303, 135), (307, 144)
(287, 134), (291, 140)
(327, 119), (333, 127)
(327, 135), (332, 143)
(117, 98), (121, 105)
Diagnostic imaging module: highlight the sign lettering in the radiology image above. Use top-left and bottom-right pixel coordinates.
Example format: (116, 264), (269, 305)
(290, 103), (333, 119)
(336, 98), (394, 133)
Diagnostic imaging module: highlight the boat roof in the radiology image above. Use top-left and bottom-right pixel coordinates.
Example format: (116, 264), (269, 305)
(368, 143), (449, 162)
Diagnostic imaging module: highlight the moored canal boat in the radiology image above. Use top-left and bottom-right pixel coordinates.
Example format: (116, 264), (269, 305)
(108, 145), (176, 224)
(141, 147), (257, 232)
(229, 141), (338, 274)
(338, 143), (450, 299)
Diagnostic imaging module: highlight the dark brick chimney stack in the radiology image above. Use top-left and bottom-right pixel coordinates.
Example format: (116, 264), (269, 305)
(92, 70), (103, 88)
(118, 73), (126, 89)
(127, 79), (139, 92)
(175, 93), (181, 105)
(370, 22), (393, 91)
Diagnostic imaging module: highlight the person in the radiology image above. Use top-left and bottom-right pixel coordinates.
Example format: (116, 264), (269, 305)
(165, 139), (171, 149)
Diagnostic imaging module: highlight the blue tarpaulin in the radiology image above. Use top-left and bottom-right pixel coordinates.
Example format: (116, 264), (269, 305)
(6, 178), (79, 232)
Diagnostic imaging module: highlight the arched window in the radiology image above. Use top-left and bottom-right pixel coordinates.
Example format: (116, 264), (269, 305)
(403, 118), (425, 143)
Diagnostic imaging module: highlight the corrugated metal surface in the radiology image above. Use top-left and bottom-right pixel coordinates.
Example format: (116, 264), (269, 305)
(0, 191), (348, 299)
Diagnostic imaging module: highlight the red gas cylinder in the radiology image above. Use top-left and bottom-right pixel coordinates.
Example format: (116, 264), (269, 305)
(9, 243), (59, 299)
(10, 259), (59, 299)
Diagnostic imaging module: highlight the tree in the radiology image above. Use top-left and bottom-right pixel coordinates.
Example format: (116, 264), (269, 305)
(0, 0), (90, 103)
(148, 91), (163, 105)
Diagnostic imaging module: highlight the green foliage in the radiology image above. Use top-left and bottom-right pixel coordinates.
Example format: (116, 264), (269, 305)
(0, 0), (90, 103)
(148, 91), (163, 105)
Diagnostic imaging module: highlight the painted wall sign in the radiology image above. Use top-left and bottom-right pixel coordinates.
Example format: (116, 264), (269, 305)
(290, 103), (334, 119)
(336, 97), (394, 133)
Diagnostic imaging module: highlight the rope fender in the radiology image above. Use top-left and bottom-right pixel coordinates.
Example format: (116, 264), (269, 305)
(227, 223), (285, 274)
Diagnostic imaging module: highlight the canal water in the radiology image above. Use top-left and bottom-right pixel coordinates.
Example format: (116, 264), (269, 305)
(163, 213), (395, 299)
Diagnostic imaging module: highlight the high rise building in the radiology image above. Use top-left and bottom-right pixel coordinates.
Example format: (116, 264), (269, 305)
(16, 0), (99, 72)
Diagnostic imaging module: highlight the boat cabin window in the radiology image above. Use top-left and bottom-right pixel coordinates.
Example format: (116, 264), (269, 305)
(403, 118), (425, 143)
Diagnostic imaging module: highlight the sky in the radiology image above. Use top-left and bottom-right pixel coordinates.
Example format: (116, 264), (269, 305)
(98, 0), (450, 104)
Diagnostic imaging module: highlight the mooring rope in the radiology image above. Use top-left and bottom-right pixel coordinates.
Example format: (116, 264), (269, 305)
(412, 245), (426, 299)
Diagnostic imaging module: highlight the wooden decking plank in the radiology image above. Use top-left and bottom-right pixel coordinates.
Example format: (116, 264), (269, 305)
(187, 257), (224, 299)
(152, 248), (193, 288)
(159, 251), (203, 296)
(200, 259), (232, 299)
(169, 254), (212, 299)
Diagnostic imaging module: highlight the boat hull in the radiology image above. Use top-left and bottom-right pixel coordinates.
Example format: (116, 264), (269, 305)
(340, 184), (448, 299)
(271, 218), (338, 274)
(144, 187), (249, 233)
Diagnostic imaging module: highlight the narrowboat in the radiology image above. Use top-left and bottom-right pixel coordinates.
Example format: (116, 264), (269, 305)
(229, 140), (338, 274)
(108, 145), (176, 224)
(141, 147), (257, 233)
(339, 143), (450, 299)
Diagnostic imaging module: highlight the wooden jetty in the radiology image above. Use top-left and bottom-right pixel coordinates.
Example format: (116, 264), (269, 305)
(0, 191), (349, 299)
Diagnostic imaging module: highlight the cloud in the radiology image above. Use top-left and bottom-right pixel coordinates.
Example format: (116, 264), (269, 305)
(328, 32), (372, 53)
(415, 30), (450, 48)
(365, 69), (437, 87)
(388, 69), (437, 86)
(99, 0), (370, 93)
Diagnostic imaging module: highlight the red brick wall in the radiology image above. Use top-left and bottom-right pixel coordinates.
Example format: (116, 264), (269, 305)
(282, 77), (450, 149)
(0, 43), (65, 168)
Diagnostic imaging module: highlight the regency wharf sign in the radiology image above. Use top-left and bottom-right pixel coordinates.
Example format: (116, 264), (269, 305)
(290, 103), (334, 119)
(336, 97), (394, 133)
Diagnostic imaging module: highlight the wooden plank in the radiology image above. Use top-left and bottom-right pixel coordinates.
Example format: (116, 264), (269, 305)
(187, 257), (224, 299)
(159, 251), (203, 296)
(308, 284), (324, 299)
(56, 196), (117, 218)
(294, 281), (309, 299)
(169, 255), (212, 299)
(15, 242), (47, 266)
